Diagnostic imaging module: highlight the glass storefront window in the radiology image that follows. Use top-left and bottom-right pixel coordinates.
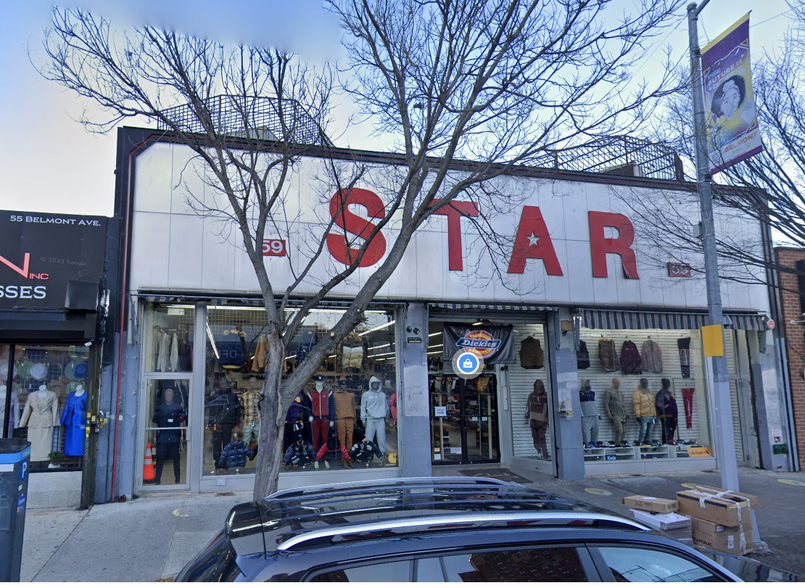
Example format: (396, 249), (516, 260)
(1, 344), (89, 472)
(427, 321), (501, 464)
(202, 306), (399, 476)
(576, 328), (710, 463)
(146, 305), (195, 373)
(145, 379), (189, 486)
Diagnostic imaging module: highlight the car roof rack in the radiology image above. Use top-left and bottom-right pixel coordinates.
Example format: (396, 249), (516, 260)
(266, 476), (522, 501)
(276, 512), (651, 551)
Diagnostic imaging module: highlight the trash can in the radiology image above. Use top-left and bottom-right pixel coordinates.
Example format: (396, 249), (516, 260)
(0, 439), (31, 582)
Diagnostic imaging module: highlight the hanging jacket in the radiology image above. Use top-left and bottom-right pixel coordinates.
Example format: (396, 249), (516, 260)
(576, 340), (590, 370)
(334, 390), (357, 420)
(350, 438), (382, 462)
(208, 388), (239, 426)
(285, 395), (310, 424)
(620, 340), (643, 374)
(310, 388), (335, 420)
(678, 337), (692, 378)
(283, 439), (315, 466)
(218, 440), (249, 469)
(655, 390), (679, 419)
(519, 337), (544, 369)
(641, 338), (663, 373)
(632, 387), (657, 417)
(598, 339), (619, 372)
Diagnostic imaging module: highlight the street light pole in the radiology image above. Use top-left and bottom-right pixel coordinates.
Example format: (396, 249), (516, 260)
(687, 1), (740, 492)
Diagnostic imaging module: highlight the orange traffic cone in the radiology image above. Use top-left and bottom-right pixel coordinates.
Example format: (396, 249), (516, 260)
(144, 443), (155, 482)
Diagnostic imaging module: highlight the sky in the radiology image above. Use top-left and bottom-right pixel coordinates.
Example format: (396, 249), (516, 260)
(0, 0), (794, 218)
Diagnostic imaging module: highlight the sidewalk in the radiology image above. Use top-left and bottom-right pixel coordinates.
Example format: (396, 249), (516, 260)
(21, 492), (249, 582)
(19, 466), (805, 581)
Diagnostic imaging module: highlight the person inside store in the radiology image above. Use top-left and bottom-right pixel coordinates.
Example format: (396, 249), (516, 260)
(632, 378), (657, 446)
(151, 387), (186, 485)
(207, 375), (240, 471)
(604, 377), (629, 447)
(655, 378), (679, 445)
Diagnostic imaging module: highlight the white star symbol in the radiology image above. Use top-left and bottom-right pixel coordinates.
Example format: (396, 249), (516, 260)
(527, 232), (540, 246)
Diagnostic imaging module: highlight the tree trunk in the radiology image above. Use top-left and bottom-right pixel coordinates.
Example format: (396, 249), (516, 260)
(253, 329), (285, 501)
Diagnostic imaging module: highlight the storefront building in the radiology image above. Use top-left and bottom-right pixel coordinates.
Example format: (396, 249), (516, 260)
(772, 247), (805, 471)
(98, 127), (793, 501)
(0, 209), (110, 508)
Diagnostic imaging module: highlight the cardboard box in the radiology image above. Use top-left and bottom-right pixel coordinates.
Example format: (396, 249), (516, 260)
(630, 509), (690, 531)
(691, 518), (754, 555)
(693, 485), (760, 509)
(676, 489), (753, 528)
(622, 495), (678, 513)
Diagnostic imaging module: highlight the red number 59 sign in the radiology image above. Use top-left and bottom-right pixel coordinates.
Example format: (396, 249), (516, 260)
(262, 239), (287, 257)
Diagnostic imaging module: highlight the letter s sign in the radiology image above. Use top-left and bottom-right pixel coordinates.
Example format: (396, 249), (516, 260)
(326, 188), (387, 267)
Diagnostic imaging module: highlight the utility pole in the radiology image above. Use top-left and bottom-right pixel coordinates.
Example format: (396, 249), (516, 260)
(687, 1), (740, 492)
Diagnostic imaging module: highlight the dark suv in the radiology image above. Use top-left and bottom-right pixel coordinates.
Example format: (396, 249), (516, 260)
(176, 476), (743, 582)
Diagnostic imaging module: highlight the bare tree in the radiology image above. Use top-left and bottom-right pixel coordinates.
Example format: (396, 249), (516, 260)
(41, 0), (684, 499)
(637, 1), (805, 287)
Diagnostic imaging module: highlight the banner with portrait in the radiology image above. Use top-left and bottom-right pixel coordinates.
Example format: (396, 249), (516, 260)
(701, 13), (762, 174)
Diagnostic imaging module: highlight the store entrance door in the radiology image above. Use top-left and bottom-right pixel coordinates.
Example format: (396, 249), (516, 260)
(429, 372), (500, 465)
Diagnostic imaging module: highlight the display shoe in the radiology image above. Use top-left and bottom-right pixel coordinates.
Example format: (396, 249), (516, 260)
(314, 461), (319, 469)
(324, 460), (330, 469)
(345, 459), (355, 469)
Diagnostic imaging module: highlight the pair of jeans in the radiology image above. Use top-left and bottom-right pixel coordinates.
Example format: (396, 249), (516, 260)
(242, 422), (260, 447)
(582, 416), (599, 444)
(660, 417), (677, 444)
(155, 441), (181, 484)
(637, 416), (655, 444)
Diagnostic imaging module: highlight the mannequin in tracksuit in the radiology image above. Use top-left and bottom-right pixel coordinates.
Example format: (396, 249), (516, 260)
(361, 376), (388, 462)
(309, 375), (335, 469)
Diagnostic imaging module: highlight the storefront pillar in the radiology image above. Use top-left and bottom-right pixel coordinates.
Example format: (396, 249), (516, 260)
(749, 332), (791, 471)
(398, 303), (432, 478)
(546, 309), (585, 480)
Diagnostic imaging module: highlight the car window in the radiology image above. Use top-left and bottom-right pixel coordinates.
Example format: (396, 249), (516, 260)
(595, 546), (723, 582)
(309, 560), (412, 582)
(418, 547), (590, 582)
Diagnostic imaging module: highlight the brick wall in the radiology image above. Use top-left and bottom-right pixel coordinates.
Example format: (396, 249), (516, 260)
(775, 248), (805, 470)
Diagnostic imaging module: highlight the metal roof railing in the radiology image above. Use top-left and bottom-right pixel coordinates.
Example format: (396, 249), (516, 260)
(157, 95), (333, 147)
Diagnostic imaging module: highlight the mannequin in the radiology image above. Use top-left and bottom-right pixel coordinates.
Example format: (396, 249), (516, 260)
(20, 385), (59, 461)
(239, 377), (261, 448)
(655, 378), (679, 445)
(310, 375), (335, 469)
(632, 378), (657, 445)
(207, 377), (238, 469)
(151, 387), (186, 484)
(62, 384), (88, 456)
(334, 385), (357, 468)
(525, 379), (549, 459)
(578, 380), (600, 445)
(361, 376), (388, 463)
(603, 378), (629, 446)
(0, 384), (20, 436)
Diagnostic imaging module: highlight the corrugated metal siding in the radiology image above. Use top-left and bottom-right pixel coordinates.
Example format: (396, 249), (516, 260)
(724, 330), (745, 463)
(577, 328), (705, 447)
(508, 325), (552, 461)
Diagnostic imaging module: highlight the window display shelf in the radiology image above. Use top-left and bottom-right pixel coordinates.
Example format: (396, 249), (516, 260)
(639, 446), (670, 459)
(584, 447), (637, 461)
